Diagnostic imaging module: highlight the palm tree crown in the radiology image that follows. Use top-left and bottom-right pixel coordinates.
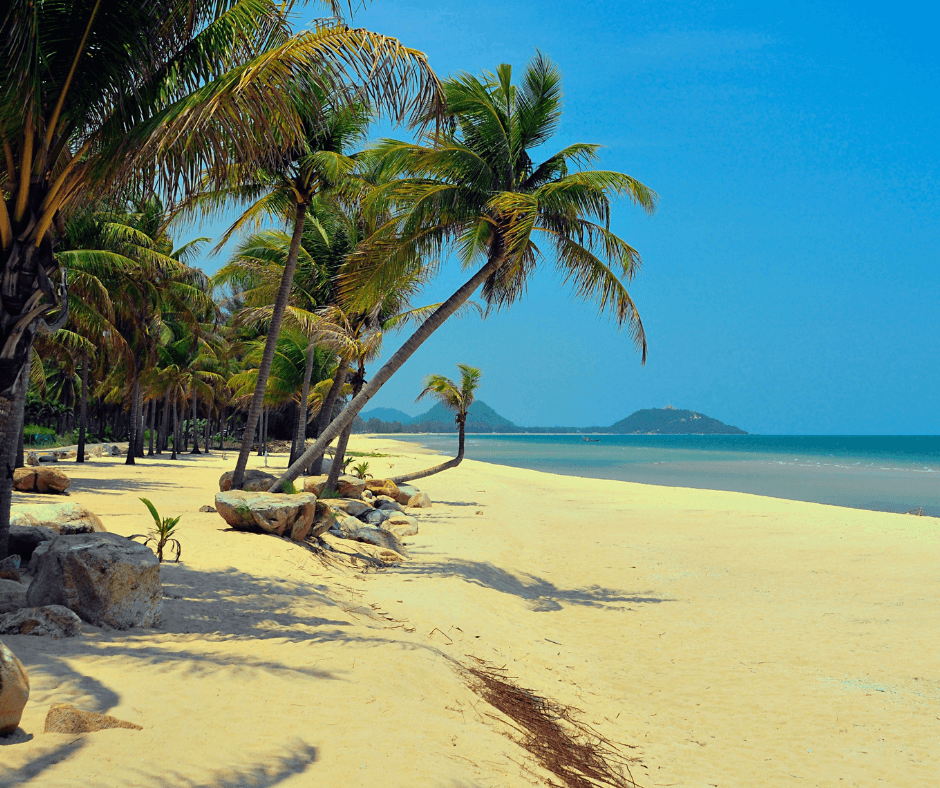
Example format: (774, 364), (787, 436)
(417, 365), (481, 427)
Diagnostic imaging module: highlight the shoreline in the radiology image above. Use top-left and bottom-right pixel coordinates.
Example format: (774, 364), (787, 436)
(3, 436), (938, 785)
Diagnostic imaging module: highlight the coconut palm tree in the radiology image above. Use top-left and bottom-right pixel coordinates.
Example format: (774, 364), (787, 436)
(270, 53), (656, 492)
(389, 365), (481, 483)
(0, 0), (442, 558)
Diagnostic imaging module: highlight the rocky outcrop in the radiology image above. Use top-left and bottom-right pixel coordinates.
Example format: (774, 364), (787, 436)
(214, 491), (319, 541)
(302, 475), (330, 496)
(25, 452), (39, 466)
(0, 641), (29, 735)
(335, 475), (367, 498)
(360, 508), (391, 526)
(45, 704), (142, 733)
(10, 502), (105, 535)
(365, 479), (400, 500)
(13, 466), (70, 494)
(408, 491), (432, 508)
(218, 469), (278, 492)
(394, 484), (418, 506)
(0, 606), (82, 638)
(341, 523), (408, 556)
(329, 499), (373, 517)
(27, 533), (162, 629)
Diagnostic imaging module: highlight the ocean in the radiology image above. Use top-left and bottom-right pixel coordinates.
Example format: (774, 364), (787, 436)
(389, 434), (940, 517)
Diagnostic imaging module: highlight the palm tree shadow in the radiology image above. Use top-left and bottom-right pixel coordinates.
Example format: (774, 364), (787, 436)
(143, 741), (318, 787)
(395, 558), (673, 612)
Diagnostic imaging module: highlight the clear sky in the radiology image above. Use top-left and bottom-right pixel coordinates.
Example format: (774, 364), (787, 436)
(192, 0), (939, 435)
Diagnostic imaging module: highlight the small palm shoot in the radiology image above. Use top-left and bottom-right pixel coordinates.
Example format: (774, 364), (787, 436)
(131, 498), (182, 563)
(352, 461), (372, 480)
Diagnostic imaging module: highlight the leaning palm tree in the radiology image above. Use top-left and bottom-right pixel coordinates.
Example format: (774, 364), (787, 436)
(389, 365), (481, 483)
(0, 0), (442, 558)
(270, 53), (656, 492)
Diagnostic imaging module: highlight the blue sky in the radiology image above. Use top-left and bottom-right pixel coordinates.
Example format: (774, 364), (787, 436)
(192, 0), (939, 434)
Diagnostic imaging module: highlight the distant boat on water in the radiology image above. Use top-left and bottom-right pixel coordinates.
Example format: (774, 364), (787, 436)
(582, 435), (600, 442)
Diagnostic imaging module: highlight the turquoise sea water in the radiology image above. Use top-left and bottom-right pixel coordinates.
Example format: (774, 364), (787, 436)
(390, 434), (940, 517)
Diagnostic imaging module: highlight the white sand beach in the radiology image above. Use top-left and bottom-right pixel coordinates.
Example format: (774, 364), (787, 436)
(2, 436), (938, 787)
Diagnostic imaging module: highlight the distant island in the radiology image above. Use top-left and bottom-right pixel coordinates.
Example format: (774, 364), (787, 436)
(356, 403), (747, 435)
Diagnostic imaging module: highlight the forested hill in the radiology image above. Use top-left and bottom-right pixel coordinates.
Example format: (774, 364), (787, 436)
(357, 403), (745, 434)
(606, 407), (747, 435)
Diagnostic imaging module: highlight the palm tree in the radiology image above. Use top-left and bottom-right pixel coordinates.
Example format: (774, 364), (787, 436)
(0, 0), (442, 558)
(389, 365), (481, 483)
(270, 53), (656, 492)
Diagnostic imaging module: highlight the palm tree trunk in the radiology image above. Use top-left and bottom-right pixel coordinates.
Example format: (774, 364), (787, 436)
(77, 351), (89, 463)
(389, 419), (466, 484)
(290, 338), (318, 466)
(231, 201), (307, 489)
(218, 407), (225, 450)
(203, 404), (211, 454)
(136, 399), (147, 457)
(190, 386), (200, 454)
(170, 392), (179, 460)
(148, 396), (155, 456)
(324, 371), (364, 490)
(0, 357), (31, 558)
(15, 352), (31, 469)
(268, 254), (502, 492)
(125, 373), (140, 466)
(158, 389), (170, 453)
(307, 357), (349, 476)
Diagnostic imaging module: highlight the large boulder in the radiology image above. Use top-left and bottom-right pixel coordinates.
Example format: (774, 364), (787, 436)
(0, 606), (82, 638)
(365, 479), (400, 500)
(329, 499), (373, 517)
(0, 579), (28, 614)
(87, 445), (103, 458)
(214, 490), (319, 541)
(302, 475), (330, 496)
(395, 484), (419, 506)
(334, 475), (367, 498)
(10, 502), (105, 535)
(13, 466), (70, 494)
(386, 514), (419, 538)
(26, 533), (162, 629)
(408, 491), (432, 509)
(25, 452), (39, 466)
(375, 496), (406, 513)
(8, 524), (57, 564)
(218, 469), (278, 492)
(0, 641), (29, 735)
(360, 508), (391, 526)
(342, 523), (408, 556)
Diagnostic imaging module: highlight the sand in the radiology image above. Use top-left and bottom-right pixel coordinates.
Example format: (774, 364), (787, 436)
(1, 436), (937, 787)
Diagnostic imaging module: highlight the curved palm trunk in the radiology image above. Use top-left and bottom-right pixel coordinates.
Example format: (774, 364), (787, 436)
(389, 418), (466, 484)
(231, 202), (307, 489)
(125, 373), (140, 465)
(307, 358), (349, 476)
(77, 352), (89, 462)
(0, 357), (31, 558)
(14, 353), (31, 469)
(190, 387), (200, 454)
(268, 254), (502, 492)
(289, 339), (318, 466)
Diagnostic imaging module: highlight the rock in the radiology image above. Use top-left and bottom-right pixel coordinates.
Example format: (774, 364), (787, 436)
(87, 445), (103, 458)
(0, 641), (29, 735)
(334, 475), (366, 498)
(198, 505), (216, 513)
(0, 606), (82, 638)
(44, 704), (141, 733)
(27, 544), (50, 574)
(395, 484), (418, 505)
(386, 515), (419, 538)
(329, 499), (373, 517)
(25, 452), (39, 466)
(63, 450), (77, 459)
(13, 466), (71, 494)
(302, 474), (330, 496)
(8, 524), (56, 562)
(108, 445), (122, 456)
(375, 496), (406, 513)
(365, 479), (400, 499)
(0, 579), (27, 613)
(26, 533), (162, 629)
(37, 453), (57, 464)
(360, 508), (391, 526)
(408, 491), (432, 508)
(362, 489), (375, 501)
(10, 502), (105, 534)
(343, 524), (408, 556)
(0, 558), (21, 582)
(215, 491), (317, 542)
(218, 469), (278, 492)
